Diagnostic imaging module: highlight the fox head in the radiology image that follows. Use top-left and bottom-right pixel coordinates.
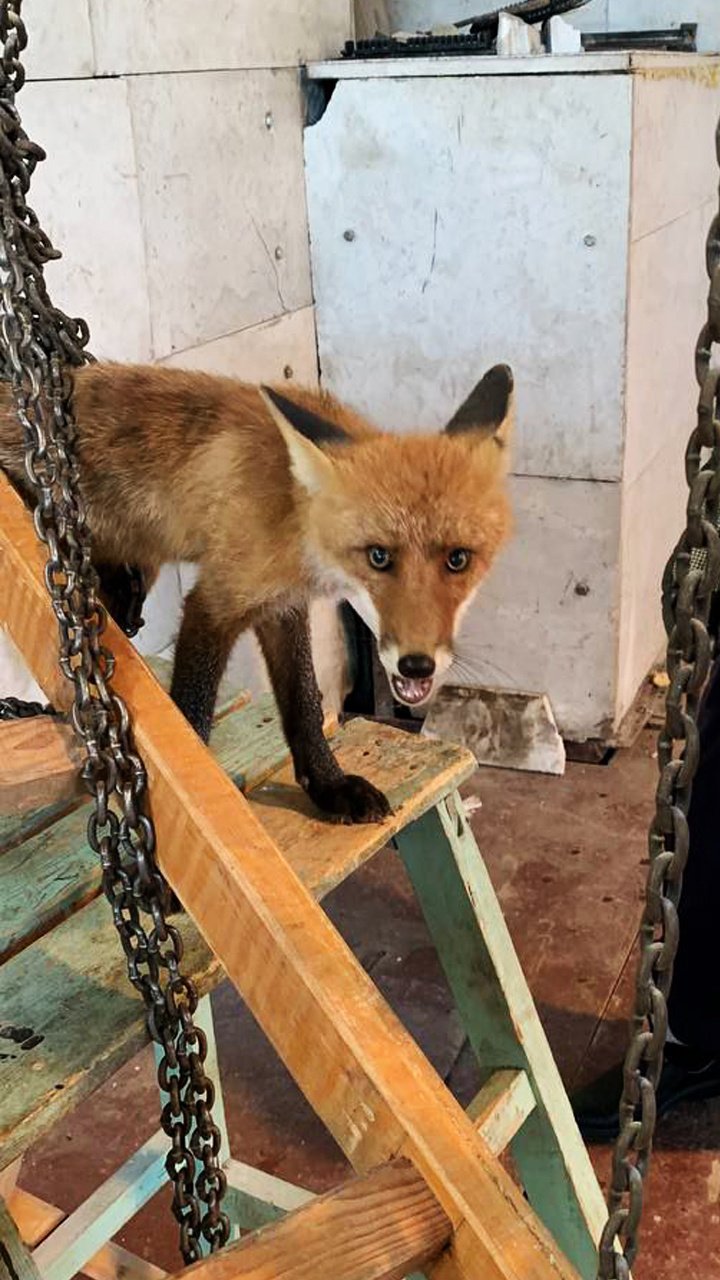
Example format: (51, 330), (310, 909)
(261, 366), (514, 709)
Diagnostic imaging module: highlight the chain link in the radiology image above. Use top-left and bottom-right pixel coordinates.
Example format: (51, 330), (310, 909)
(597, 116), (720, 1279)
(0, 2), (228, 1259)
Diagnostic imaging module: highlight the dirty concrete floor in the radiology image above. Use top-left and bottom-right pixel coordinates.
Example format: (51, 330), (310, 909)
(18, 728), (720, 1279)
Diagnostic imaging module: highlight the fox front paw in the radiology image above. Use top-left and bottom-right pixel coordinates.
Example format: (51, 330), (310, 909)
(307, 774), (392, 825)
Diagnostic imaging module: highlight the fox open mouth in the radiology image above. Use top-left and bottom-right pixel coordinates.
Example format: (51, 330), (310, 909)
(391, 674), (434, 706)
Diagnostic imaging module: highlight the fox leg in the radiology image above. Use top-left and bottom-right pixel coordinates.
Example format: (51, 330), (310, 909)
(255, 605), (391, 825)
(170, 580), (246, 743)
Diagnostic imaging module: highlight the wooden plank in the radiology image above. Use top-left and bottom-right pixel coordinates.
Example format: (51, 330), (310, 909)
(467, 1071), (536, 1158)
(223, 1073), (534, 1234)
(0, 1161), (22, 1201)
(0, 475), (578, 1280)
(8, 1189), (166, 1280)
(81, 1243), (166, 1280)
(0, 898), (218, 1171)
(0, 795), (83, 862)
(0, 1199), (41, 1280)
(0, 709), (469, 966)
(172, 1161), (451, 1280)
(396, 797), (607, 1280)
(0, 719), (83, 817)
(0, 804), (102, 964)
(0, 695), (296, 963)
(31, 1133), (167, 1280)
(247, 719), (475, 901)
(6, 1190), (64, 1250)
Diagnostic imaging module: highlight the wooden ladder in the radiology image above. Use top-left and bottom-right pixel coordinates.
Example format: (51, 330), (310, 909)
(0, 473), (607, 1280)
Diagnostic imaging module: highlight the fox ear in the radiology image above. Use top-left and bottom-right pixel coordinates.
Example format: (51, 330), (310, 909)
(260, 386), (350, 494)
(444, 364), (514, 448)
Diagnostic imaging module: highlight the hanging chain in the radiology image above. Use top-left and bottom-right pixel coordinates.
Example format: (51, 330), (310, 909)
(0, 2), (228, 1260)
(597, 115), (720, 1279)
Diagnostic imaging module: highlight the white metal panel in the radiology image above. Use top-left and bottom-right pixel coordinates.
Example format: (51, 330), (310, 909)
(24, 0), (95, 79)
(21, 79), (152, 362)
(386, 0), (481, 28)
(617, 430), (687, 720)
(129, 69), (313, 360)
(452, 474), (620, 740)
(159, 306), (319, 385)
(617, 201), (712, 717)
(567, 1), (609, 31)
(305, 73), (632, 482)
(630, 67), (720, 244)
(608, 1), (720, 54)
(90, 0), (352, 76)
(624, 203), (708, 489)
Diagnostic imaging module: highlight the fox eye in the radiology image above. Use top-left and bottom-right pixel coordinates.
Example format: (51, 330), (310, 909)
(367, 545), (392, 571)
(446, 548), (471, 573)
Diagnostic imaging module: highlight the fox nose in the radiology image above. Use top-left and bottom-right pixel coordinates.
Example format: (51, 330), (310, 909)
(397, 653), (436, 679)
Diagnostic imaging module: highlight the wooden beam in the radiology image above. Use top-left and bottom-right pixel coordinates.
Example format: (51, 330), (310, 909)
(8, 1189), (166, 1280)
(174, 1161), (450, 1280)
(0, 474), (579, 1280)
(31, 1132), (166, 1280)
(467, 1071), (536, 1157)
(6, 1190), (64, 1250)
(0, 1199), (41, 1280)
(0, 718), (83, 816)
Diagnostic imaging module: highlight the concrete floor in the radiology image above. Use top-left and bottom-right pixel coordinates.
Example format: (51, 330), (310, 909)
(18, 727), (720, 1279)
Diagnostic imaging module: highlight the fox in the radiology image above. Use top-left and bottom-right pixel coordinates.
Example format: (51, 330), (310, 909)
(0, 360), (514, 824)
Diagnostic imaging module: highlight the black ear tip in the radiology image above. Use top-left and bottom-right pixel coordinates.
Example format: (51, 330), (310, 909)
(484, 364), (514, 395)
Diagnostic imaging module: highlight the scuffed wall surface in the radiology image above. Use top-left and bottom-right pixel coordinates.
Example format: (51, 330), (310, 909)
(1, 1), (353, 709)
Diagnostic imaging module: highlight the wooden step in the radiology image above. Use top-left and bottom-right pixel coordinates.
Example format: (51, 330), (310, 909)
(174, 1161), (451, 1280)
(0, 701), (474, 1167)
(0, 702), (474, 966)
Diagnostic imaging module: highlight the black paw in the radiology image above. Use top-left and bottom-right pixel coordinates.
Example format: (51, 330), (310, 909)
(307, 774), (393, 825)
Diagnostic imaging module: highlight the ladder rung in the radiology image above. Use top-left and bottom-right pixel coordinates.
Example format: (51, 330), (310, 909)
(171, 1160), (451, 1280)
(468, 1070), (536, 1155)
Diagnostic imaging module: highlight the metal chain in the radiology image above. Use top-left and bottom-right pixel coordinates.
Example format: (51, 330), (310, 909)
(0, 695), (53, 718)
(597, 115), (720, 1279)
(0, 2), (228, 1260)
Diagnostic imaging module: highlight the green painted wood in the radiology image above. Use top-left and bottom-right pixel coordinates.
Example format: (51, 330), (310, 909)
(0, 792), (83, 860)
(0, 695), (287, 965)
(31, 1131), (167, 1280)
(1, 702), (476, 966)
(209, 694), (291, 792)
(0, 1197), (41, 1280)
(396, 796), (603, 1280)
(0, 895), (220, 1171)
(0, 658), (248, 856)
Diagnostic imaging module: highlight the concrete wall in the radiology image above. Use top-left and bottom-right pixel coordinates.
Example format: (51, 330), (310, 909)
(1, 0), (353, 708)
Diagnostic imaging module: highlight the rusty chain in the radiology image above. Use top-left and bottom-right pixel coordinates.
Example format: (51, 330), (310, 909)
(0, 1), (228, 1260)
(597, 115), (720, 1278)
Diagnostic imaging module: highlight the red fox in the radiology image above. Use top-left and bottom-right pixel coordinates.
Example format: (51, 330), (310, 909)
(0, 361), (514, 823)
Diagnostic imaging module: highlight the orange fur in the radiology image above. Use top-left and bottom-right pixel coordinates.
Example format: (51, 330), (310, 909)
(0, 361), (514, 701)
